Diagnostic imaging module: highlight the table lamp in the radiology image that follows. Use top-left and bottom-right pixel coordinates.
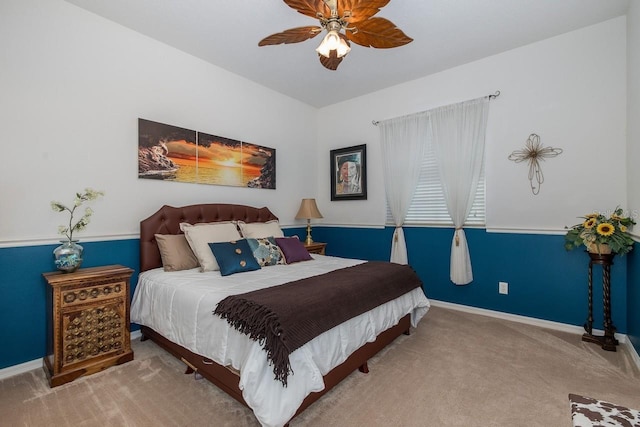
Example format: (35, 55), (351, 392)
(295, 198), (323, 245)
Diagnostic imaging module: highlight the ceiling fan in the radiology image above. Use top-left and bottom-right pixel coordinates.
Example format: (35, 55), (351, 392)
(258, 0), (413, 70)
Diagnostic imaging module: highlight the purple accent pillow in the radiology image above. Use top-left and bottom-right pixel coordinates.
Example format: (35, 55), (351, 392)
(275, 237), (313, 264)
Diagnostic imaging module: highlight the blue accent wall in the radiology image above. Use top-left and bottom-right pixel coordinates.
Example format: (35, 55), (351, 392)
(0, 229), (634, 370)
(0, 240), (139, 369)
(627, 245), (640, 355)
(312, 226), (628, 332)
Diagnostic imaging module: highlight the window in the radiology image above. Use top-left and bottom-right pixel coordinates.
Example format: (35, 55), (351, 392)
(386, 147), (485, 226)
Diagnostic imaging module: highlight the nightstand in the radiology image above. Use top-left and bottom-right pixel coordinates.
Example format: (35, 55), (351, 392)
(305, 242), (326, 255)
(42, 265), (134, 387)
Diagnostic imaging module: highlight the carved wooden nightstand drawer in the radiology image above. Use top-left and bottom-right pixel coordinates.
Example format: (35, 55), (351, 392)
(60, 279), (126, 308)
(43, 265), (134, 387)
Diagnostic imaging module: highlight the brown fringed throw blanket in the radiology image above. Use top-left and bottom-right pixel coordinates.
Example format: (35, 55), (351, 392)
(213, 261), (423, 386)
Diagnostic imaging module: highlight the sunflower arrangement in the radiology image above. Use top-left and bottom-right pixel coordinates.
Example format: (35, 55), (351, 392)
(564, 207), (636, 255)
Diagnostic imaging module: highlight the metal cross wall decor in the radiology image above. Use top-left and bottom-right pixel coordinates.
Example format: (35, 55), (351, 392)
(508, 133), (563, 195)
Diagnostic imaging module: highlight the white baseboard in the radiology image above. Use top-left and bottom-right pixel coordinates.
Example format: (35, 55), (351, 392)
(0, 330), (143, 381)
(429, 299), (640, 370)
(0, 359), (43, 381)
(626, 336), (640, 368)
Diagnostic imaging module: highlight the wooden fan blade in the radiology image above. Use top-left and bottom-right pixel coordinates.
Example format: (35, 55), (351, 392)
(338, 0), (390, 23)
(318, 50), (343, 70)
(346, 17), (413, 48)
(258, 26), (322, 46)
(283, 0), (330, 19)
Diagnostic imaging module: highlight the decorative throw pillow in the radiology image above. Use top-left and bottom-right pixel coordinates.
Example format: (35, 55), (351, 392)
(208, 240), (261, 276)
(237, 220), (285, 239)
(154, 234), (199, 272)
(246, 237), (285, 267)
(275, 236), (313, 264)
(180, 222), (242, 272)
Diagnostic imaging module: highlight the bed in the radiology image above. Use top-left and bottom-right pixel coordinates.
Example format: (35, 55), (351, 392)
(131, 203), (430, 427)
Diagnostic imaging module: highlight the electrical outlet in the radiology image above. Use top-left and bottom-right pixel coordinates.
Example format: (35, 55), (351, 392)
(499, 281), (509, 295)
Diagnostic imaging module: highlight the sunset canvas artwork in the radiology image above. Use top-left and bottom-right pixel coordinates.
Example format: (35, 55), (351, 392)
(138, 119), (275, 189)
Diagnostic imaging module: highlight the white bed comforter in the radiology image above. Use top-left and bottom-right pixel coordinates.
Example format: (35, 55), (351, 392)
(130, 255), (430, 427)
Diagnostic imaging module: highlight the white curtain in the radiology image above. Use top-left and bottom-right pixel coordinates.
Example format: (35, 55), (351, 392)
(378, 114), (428, 264)
(430, 97), (489, 285)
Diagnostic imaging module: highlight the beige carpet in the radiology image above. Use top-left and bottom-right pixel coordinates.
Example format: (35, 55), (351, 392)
(3, 306), (640, 426)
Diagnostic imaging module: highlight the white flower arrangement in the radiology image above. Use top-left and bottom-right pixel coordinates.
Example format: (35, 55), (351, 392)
(50, 188), (104, 241)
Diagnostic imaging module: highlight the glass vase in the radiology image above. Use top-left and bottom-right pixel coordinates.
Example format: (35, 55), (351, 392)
(53, 240), (83, 273)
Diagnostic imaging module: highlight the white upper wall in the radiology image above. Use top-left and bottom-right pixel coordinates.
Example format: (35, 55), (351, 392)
(0, 1), (631, 244)
(317, 17), (628, 232)
(0, 0), (318, 245)
(629, 1), (640, 229)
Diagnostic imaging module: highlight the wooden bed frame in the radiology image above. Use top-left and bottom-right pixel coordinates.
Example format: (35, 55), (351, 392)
(138, 203), (411, 424)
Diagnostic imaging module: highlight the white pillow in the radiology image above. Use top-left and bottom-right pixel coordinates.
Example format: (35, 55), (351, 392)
(237, 220), (284, 239)
(180, 222), (242, 272)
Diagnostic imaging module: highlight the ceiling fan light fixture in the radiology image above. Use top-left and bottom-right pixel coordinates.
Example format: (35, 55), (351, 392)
(316, 30), (350, 58)
(259, 0), (412, 70)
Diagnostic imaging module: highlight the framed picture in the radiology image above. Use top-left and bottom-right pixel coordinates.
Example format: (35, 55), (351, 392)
(138, 118), (276, 189)
(330, 144), (367, 201)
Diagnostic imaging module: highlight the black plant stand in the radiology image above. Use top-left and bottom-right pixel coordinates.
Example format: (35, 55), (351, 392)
(582, 251), (618, 351)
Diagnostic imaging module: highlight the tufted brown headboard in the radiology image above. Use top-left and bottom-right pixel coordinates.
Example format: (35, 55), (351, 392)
(139, 203), (279, 272)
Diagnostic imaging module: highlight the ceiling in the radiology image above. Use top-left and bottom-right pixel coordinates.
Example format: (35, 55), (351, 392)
(65, 0), (629, 108)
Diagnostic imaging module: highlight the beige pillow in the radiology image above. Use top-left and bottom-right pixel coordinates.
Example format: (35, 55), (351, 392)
(155, 234), (199, 272)
(180, 222), (242, 272)
(237, 220), (284, 239)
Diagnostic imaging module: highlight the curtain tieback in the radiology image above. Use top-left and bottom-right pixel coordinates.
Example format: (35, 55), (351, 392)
(454, 227), (463, 246)
(394, 227), (402, 243)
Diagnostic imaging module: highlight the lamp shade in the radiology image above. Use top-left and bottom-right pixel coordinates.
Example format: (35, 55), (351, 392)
(315, 31), (351, 58)
(295, 198), (323, 219)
